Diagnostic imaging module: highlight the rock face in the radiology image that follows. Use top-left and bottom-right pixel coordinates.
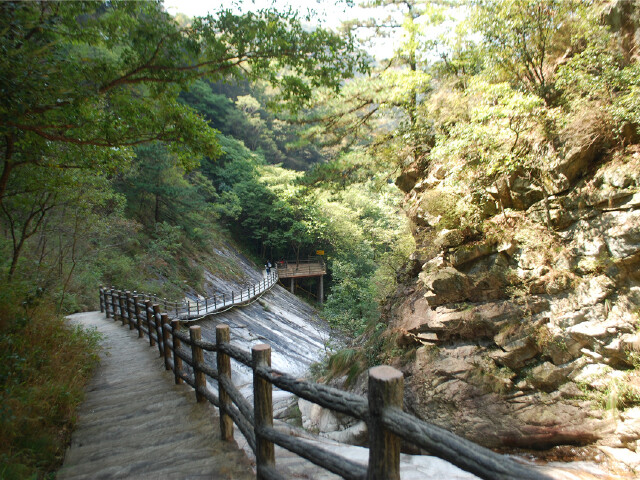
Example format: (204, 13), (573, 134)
(389, 147), (640, 452)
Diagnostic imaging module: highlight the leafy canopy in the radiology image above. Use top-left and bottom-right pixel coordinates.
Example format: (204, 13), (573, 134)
(0, 0), (368, 200)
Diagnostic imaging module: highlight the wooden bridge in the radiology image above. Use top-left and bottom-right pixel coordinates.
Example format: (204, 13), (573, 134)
(275, 259), (326, 279)
(275, 259), (326, 303)
(64, 284), (553, 480)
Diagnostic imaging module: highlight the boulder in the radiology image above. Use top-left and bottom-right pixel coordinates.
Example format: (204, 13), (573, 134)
(393, 136), (640, 455)
(569, 363), (613, 388)
(434, 228), (466, 250)
(575, 275), (615, 307)
(396, 166), (421, 193)
(491, 337), (539, 370)
(298, 398), (368, 445)
(449, 241), (498, 267)
(615, 407), (640, 448)
(602, 168), (639, 188)
(599, 446), (640, 472)
(528, 361), (571, 392)
(550, 141), (601, 193)
(488, 172), (544, 211)
(604, 210), (640, 260)
(567, 320), (610, 346)
(546, 334), (582, 365)
(420, 267), (471, 306)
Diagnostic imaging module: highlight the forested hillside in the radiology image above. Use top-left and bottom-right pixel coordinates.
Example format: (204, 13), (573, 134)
(0, 1), (374, 476)
(2, 0), (640, 477)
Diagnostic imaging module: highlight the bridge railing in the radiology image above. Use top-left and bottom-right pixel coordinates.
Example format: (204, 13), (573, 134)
(98, 271), (278, 321)
(275, 259), (326, 277)
(98, 287), (551, 480)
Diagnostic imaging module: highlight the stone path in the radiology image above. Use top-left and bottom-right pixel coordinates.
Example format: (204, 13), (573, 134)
(57, 312), (254, 480)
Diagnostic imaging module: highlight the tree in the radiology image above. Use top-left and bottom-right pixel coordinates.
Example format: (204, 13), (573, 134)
(300, 0), (451, 176)
(180, 79), (324, 170)
(119, 142), (217, 240)
(473, 0), (589, 105)
(0, 0), (368, 279)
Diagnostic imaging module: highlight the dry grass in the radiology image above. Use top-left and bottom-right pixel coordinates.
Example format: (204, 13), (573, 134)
(560, 101), (615, 154)
(0, 296), (101, 479)
(326, 348), (366, 387)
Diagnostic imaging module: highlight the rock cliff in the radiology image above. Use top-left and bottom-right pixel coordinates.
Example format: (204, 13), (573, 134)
(380, 6), (640, 468)
(389, 142), (640, 463)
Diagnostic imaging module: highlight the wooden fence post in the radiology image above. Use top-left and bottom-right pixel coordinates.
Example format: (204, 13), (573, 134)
(190, 326), (206, 403)
(134, 295), (143, 338)
(162, 313), (171, 371)
(99, 286), (104, 313)
(117, 290), (126, 325)
(153, 304), (163, 356)
(171, 320), (183, 385)
(111, 289), (118, 322)
(126, 291), (134, 330)
(104, 288), (111, 318)
(145, 300), (155, 347)
(122, 290), (129, 327)
(253, 344), (274, 479)
(118, 291), (127, 327)
(216, 324), (233, 441)
(367, 366), (403, 480)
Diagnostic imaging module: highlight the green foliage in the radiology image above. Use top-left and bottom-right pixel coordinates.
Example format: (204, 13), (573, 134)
(473, 0), (590, 105)
(181, 80), (324, 170)
(0, 298), (101, 479)
(1, 0), (370, 290)
(317, 180), (413, 337)
(429, 78), (545, 180)
(149, 222), (184, 263)
(556, 29), (640, 141)
(323, 259), (379, 336)
(603, 379), (640, 412)
(120, 142), (218, 242)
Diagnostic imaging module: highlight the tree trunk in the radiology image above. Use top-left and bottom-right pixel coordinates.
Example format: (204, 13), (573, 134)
(154, 193), (160, 225)
(4, 193), (54, 281)
(0, 135), (15, 203)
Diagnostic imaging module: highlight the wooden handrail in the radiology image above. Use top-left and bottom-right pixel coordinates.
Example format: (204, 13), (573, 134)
(98, 286), (552, 480)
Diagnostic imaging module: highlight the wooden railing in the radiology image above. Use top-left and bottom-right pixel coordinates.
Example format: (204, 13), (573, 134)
(98, 271), (278, 321)
(98, 287), (551, 480)
(275, 259), (326, 278)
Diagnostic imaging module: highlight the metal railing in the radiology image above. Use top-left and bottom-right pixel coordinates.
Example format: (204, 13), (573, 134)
(99, 271), (277, 321)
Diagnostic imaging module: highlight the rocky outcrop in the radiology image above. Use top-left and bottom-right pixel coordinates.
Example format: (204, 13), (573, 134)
(389, 146), (640, 455)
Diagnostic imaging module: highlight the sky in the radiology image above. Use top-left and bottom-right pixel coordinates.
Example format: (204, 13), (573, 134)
(163, 0), (407, 60)
(162, 0), (467, 62)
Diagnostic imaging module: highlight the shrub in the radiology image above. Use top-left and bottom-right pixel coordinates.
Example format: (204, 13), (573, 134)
(0, 298), (101, 479)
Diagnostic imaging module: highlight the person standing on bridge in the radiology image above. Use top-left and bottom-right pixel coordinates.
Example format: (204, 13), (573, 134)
(266, 261), (271, 275)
